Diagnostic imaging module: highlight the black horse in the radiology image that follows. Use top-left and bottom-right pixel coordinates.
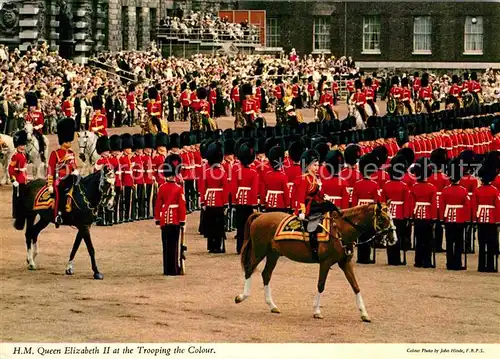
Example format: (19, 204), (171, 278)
(13, 166), (115, 279)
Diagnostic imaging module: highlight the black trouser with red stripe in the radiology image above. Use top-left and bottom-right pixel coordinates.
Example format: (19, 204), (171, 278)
(387, 219), (405, 265)
(12, 184), (26, 218)
(113, 186), (123, 224)
(133, 184), (145, 220)
(161, 225), (181, 275)
(445, 223), (465, 270)
(123, 186), (133, 222)
(414, 219), (433, 267)
(145, 183), (154, 218)
(477, 223), (498, 272)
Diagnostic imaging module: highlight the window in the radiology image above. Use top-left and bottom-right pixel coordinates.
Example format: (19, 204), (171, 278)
(413, 16), (431, 54)
(266, 18), (280, 48)
(363, 16), (381, 54)
(313, 17), (331, 52)
(464, 16), (483, 54)
(136, 8), (143, 50)
(121, 6), (128, 51)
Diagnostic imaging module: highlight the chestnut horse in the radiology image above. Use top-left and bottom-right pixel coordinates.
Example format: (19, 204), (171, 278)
(235, 203), (397, 321)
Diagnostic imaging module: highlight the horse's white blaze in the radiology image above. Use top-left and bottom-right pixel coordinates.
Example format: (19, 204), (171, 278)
(356, 293), (368, 317)
(237, 277), (251, 302)
(313, 292), (322, 315)
(264, 285), (277, 310)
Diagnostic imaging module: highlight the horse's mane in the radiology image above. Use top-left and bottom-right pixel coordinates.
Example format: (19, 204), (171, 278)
(340, 204), (375, 219)
(80, 169), (102, 187)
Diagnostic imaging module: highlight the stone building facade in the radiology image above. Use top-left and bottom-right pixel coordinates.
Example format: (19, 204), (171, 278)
(0, 0), (160, 63)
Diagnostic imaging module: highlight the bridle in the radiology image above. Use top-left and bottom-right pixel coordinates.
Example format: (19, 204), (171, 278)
(68, 169), (115, 215)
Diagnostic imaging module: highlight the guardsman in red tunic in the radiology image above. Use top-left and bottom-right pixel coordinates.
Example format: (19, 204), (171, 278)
(389, 76), (402, 103)
(351, 79), (367, 122)
(381, 154), (412, 265)
(153, 132), (169, 188)
(94, 136), (113, 226)
(370, 73), (379, 101)
(154, 153), (187, 276)
(319, 82), (335, 119)
(119, 134), (134, 222)
(346, 74), (355, 104)
(418, 76), (433, 114)
(189, 81), (200, 113)
(352, 153), (381, 264)
(261, 146), (290, 212)
(240, 83), (255, 124)
(274, 79), (285, 107)
(147, 87), (163, 133)
(339, 144), (363, 206)
(209, 82), (217, 118)
(447, 75), (462, 109)
(126, 84), (136, 127)
(428, 149), (451, 252)
(47, 118), (78, 228)
(233, 143), (259, 253)
(143, 133), (156, 219)
(332, 76), (341, 105)
(89, 96), (108, 137)
(364, 77), (378, 115)
(469, 72), (482, 104)
(440, 158), (472, 270)
(222, 138), (237, 231)
(370, 146), (391, 188)
(410, 157), (437, 268)
(291, 76), (300, 109)
(132, 134), (146, 220)
(25, 92), (46, 162)
(231, 79), (240, 116)
(412, 72), (421, 100)
(109, 135), (123, 224)
(62, 88), (73, 118)
(307, 76), (316, 107)
(179, 82), (191, 122)
(286, 140), (304, 211)
(321, 150), (349, 210)
(401, 77), (414, 114)
(180, 132), (196, 213)
(473, 154), (500, 272)
(199, 141), (231, 253)
(458, 150), (479, 253)
(9, 130), (28, 218)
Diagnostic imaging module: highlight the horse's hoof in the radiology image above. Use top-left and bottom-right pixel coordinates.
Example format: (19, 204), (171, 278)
(65, 268), (74, 275)
(93, 272), (104, 280)
(361, 315), (371, 323)
(27, 264), (36, 271)
(270, 307), (281, 314)
(313, 313), (324, 319)
(235, 296), (243, 304)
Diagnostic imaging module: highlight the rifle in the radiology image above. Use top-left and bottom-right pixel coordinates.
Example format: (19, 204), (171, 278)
(179, 225), (187, 275)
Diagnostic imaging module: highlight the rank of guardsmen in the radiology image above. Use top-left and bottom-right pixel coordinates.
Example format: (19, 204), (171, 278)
(8, 102), (500, 277)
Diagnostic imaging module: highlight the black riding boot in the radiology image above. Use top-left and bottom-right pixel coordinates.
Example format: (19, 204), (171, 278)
(309, 231), (320, 262)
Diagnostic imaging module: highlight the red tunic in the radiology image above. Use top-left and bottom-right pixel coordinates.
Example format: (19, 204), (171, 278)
(370, 169), (390, 188)
(94, 155), (112, 173)
(233, 166), (259, 206)
(322, 175), (349, 209)
(132, 153), (145, 185)
(142, 154), (154, 185)
(459, 175), (479, 195)
(154, 180), (187, 226)
(352, 178), (380, 207)
(147, 100), (162, 118)
(127, 92), (135, 110)
(339, 166), (363, 204)
(285, 163), (302, 210)
(62, 99), (73, 117)
(109, 155), (122, 187)
(209, 89), (217, 106)
(401, 88), (412, 102)
(439, 184), (472, 223)
(380, 180), (412, 219)
(364, 88), (375, 101)
(190, 92), (200, 110)
(231, 86), (240, 103)
(292, 84), (300, 98)
(25, 110), (44, 133)
(153, 153), (166, 185)
(8, 151), (28, 184)
(346, 80), (355, 93)
(260, 170), (290, 209)
(449, 84), (461, 97)
(410, 182), (437, 220)
(273, 85), (284, 100)
(319, 93), (334, 107)
(180, 151), (196, 181)
(427, 172), (451, 219)
(89, 112), (108, 136)
(47, 148), (77, 187)
(308, 83), (315, 96)
(352, 92), (367, 106)
(199, 165), (230, 207)
(472, 184), (500, 223)
(179, 90), (190, 107)
(389, 86), (402, 99)
(294, 173), (324, 215)
(119, 154), (134, 187)
(413, 78), (421, 93)
(418, 87), (432, 101)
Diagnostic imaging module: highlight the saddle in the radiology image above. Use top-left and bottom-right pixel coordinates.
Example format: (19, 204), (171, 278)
(274, 214), (331, 242)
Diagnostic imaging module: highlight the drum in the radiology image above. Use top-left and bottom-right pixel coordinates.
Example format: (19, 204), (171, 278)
(415, 100), (423, 114)
(463, 93), (474, 108)
(387, 97), (397, 114)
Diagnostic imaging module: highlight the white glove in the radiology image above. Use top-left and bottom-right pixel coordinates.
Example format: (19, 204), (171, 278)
(12, 181), (19, 188)
(71, 169), (80, 176)
(298, 213), (306, 221)
(48, 186), (54, 194)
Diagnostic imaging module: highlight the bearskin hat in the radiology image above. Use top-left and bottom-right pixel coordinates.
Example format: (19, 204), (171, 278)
(391, 76), (400, 86)
(430, 148), (448, 171)
(206, 141), (224, 166)
(189, 81), (197, 91)
(128, 83), (135, 92)
(232, 79), (239, 87)
(148, 86), (158, 100)
(411, 157), (432, 181)
(120, 133), (133, 150)
(256, 79), (262, 87)
(372, 145), (389, 167)
(155, 132), (168, 149)
(344, 144), (362, 166)
(491, 119), (499, 136)
(396, 126), (409, 147)
(96, 136), (111, 155)
(132, 134), (145, 151)
(210, 81), (217, 89)
(447, 157), (465, 183)
(13, 130), (28, 147)
(168, 133), (180, 150)
(26, 92), (38, 107)
(275, 125), (284, 137)
(241, 83), (253, 97)
(164, 153), (182, 178)
(223, 128), (233, 140)
(180, 82), (187, 91)
(401, 77), (409, 87)
(315, 142), (330, 163)
(365, 77), (373, 87)
(459, 149), (476, 172)
(238, 142), (255, 167)
(109, 135), (122, 152)
(144, 133), (155, 149)
(92, 95), (102, 110)
(398, 147), (415, 167)
(387, 154), (407, 181)
(56, 117), (75, 145)
(197, 87), (207, 100)
(358, 153), (379, 178)
(269, 146), (285, 171)
(452, 75), (459, 84)
(243, 126), (254, 140)
(97, 86), (105, 97)
(63, 88), (71, 99)
(421, 76), (429, 87)
(300, 149), (320, 173)
(354, 79), (363, 90)
(180, 131), (191, 147)
(288, 141), (304, 163)
(471, 71), (478, 81)
(265, 126), (275, 139)
(200, 139), (213, 159)
(463, 72), (469, 81)
(325, 150), (344, 176)
(264, 137), (278, 158)
(224, 138), (235, 156)
(204, 130), (213, 141)
(477, 153), (498, 184)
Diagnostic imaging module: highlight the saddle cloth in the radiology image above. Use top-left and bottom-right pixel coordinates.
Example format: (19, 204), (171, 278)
(274, 214), (332, 242)
(33, 185), (74, 212)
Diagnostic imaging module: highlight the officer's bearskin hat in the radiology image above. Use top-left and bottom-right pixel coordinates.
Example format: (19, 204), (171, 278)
(447, 157), (465, 183)
(204, 130), (213, 141)
(325, 150), (344, 176)
(477, 152), (499, 184)
(471, 71), (478, 81)
(206, 141), (224, 166)
(398, 147), (415, 167)
(269, 146), (285, 171)
(300, 149), (320, 173)
(256, 79), (262, 87)
(430, 148), (449, 170)
(391, 76), (400, 86)
(463, 72), (469, 81)
(314, 142), (330, 164)
(232, 79), (239, 87)
(387, 154), (407, 181)
(180, 82), (187, 91)
(120, 133), (133, 150)
(109, 135), (122, 151)
(180, 131), (191, 147)
(148, 86), (158, 100)
(358, 153), (379, 178)
(128, 83), (136, 92)
(243, 125), (254, 140)
(354, 79), (363, 90)
(253, 136), (265, 155)
(401, 76), (409, 87)
(210, 81), (217, 89)
(63, 88), (71, 99)
(459, 149), (476, 172)
(189, 81), (197, 91)
(144, 133), (155, 149)
(168, 133), (180, 150)
(344, 144), (362, 166)
(372, 145), (388, 168)
(196, 87), (207, 100)
(200, 139), (213, 159)
(241, 83), (253, 97)
(452, 75), (459, 84)
(238, 142), (255, 167)
(26, 92), (38, 107)
(307, 122), (318, 136)
(365, 77), (373, 87)
(421, 76), (429, 88)
(92, 95), (102, 110)
(155, 132), (168, 149)
(224, 138), (235, 156)
(132, 134), (145, 151)
(164, 153), (182, 178)
(96, 136), (111, 155)
(13, 130), (28, 148)
(223, 128), (233, 140)
(57, 117), (75, 145)
(411, 157), (432, 181)
(288, 140), (305, 163)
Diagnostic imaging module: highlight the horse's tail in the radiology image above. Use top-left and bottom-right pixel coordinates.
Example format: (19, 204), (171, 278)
(240, 212), (261, 274)
(13, 196), (26, 231)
